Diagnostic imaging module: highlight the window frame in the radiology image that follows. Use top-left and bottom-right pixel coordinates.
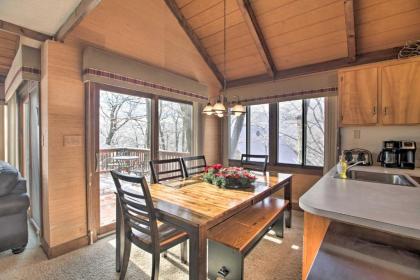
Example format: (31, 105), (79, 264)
(228, 98), (325, 170)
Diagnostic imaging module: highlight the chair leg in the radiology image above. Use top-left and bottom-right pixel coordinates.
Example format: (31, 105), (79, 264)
(151, 252), (160, 280)
(119, 237), (132, 280)
(180, 241), (188, 264)
(163, 251), (168, 258)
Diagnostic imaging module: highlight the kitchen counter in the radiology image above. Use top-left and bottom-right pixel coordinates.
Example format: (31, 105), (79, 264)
(299, 166), (420, 240)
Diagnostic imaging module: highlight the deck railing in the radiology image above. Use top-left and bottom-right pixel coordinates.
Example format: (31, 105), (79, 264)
(98, 147), (190, 175)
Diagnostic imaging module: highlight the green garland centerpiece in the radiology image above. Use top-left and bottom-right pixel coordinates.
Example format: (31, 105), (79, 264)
(203, 164), (257, 189)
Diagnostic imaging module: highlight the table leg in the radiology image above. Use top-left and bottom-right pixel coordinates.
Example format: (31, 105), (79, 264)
(284, 179), (292, 228)
(189, 225), (207, 280)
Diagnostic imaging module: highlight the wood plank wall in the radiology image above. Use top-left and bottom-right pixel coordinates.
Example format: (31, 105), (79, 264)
(0, 103), (4, 161)
(203, 115), (222, 164)
(40, 40), (88, 250)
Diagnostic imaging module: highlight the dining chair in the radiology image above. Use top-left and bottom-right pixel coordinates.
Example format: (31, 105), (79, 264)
(111, 170), (189, 280)
(181, 155), (207, 177)
(149, 158), (185, 183)
(240, 154), (269, 175)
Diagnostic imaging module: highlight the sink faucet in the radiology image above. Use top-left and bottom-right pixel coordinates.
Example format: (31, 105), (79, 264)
(347, 161), (365, 170)
(337, 156), (365, 179)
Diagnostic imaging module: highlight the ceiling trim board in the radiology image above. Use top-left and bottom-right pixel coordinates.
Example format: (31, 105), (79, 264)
(55, 0), (102, 42)
(236, 0), (276, 78)
(164, 0), (224, 87)
(227, 47), (401, 88)
(0, 19), (51, 41)
(344, 0), (357, 61)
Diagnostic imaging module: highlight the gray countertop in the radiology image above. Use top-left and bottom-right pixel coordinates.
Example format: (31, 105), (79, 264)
(299, 166), (420, 240)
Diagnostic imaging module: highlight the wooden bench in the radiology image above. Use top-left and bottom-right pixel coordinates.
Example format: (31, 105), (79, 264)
(208, 197), (289, 279)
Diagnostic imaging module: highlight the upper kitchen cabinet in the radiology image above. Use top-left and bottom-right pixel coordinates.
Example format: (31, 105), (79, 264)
(381, 61), (420, 125)
(339, 56), (420, 127)
(339, 67), (378, 126)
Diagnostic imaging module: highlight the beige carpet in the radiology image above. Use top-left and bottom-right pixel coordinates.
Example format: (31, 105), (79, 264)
(0, 211), (303, 280)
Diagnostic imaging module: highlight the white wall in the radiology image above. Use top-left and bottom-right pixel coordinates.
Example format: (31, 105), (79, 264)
(341, 126), (420, 166)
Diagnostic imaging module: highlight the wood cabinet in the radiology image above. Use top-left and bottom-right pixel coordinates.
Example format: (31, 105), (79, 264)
(381, 61), (420, 125)
(339, 68), (378, 125)
(339, 57), (420, 126)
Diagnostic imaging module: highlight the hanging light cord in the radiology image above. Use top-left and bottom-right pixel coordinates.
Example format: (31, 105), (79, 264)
(223, 0), (227, 92)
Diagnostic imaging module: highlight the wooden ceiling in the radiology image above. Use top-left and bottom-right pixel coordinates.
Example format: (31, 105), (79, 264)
(1, 0), (419, 89)
(0, 30), (19, 78)
(172, 0), (420, 86)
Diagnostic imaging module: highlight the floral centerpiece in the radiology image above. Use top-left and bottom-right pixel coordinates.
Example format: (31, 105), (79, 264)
(203, 164), (256, 189)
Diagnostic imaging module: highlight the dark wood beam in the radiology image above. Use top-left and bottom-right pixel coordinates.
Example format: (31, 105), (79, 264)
(344, 0), (357, 61)
(55, 0), (102, 42)
(237, 0), (276, 77)
(227, 47), (400, 88)
(0, 20), (51, 41)
(163, 0), (224, 87)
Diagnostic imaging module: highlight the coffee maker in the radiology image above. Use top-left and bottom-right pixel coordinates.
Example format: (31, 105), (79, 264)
(377, 141), (400, 168)
(399, 141), (416, 169)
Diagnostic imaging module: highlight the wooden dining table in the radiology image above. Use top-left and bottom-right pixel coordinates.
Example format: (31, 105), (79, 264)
(116, 171), (292, 280)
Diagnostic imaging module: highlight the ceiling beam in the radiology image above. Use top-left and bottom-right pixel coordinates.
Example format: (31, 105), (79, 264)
(0, 20), (51, 41)
(344, 0), (356, 61)
(163, 0), (224, 87)
(55, 0), (102, 42)
(237, 0), (276, 78)
(227, 47), (400, 88)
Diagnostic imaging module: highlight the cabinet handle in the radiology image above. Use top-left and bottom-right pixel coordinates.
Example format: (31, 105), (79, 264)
(384, 106), (388, 116)
(373, 106), (376, 115)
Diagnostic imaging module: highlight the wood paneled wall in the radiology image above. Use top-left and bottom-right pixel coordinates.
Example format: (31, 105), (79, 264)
(0, 103), (4, 161)
(202, 115), (222, 164)
(40, 40), (87, 250)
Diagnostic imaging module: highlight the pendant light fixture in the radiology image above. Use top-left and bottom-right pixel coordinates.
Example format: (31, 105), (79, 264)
(231, 95), (246, 116)
(201, 0), (236, 118)
(214, 0), (228, 118)
(212, 95), (226, 117)
(202, 101), (214, 116)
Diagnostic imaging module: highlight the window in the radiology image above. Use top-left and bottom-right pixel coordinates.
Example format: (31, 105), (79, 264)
(278, 100), (303, 164)
(229, 111), (246, 159)
(158, 99), (193, 159)
(228, 98), (325, 168)
(228, 104), (270, 161)
(278, 98), (325, 167)
(305, 98), (325, 166)
(249, 104), (269, 157)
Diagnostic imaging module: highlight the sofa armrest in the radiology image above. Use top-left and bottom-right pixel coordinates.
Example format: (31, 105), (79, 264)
(0, 194), (30, 217)
(11, 178), (27, 195)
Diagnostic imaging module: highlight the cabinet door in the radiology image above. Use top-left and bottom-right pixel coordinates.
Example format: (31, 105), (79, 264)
(339, 68), (378, 125)
(381, 61), (420, 124)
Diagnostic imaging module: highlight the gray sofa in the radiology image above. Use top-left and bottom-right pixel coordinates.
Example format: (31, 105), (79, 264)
(0, 161), (30, 254)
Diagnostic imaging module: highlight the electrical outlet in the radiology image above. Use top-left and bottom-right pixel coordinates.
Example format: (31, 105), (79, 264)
(353, 129), (361, 139)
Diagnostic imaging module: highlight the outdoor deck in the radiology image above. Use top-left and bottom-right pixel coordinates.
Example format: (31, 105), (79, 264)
(98, 148), (189, 227)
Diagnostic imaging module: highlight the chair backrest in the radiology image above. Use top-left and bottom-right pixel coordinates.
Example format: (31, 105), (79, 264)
(240, 154), (268, 174)
(149, 158), (185, 183)
(111, 170), (159, 250)
(181, 155), (207, 177)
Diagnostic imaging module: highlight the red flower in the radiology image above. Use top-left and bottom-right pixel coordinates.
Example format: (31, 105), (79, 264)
(212, 163), (223, 170)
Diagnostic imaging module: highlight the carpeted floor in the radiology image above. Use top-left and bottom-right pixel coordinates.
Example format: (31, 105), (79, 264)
(0, 211), (303, 280)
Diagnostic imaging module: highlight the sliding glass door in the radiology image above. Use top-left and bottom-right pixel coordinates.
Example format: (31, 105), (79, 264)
(87, 84), (195, 238)
(97, 89), (151, 231)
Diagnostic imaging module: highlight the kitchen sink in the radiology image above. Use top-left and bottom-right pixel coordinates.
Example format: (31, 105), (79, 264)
(345, 170), (416, 187)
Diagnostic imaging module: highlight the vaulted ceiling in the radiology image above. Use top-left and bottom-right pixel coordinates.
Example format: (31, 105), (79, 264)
(0, 0), (419, 89)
